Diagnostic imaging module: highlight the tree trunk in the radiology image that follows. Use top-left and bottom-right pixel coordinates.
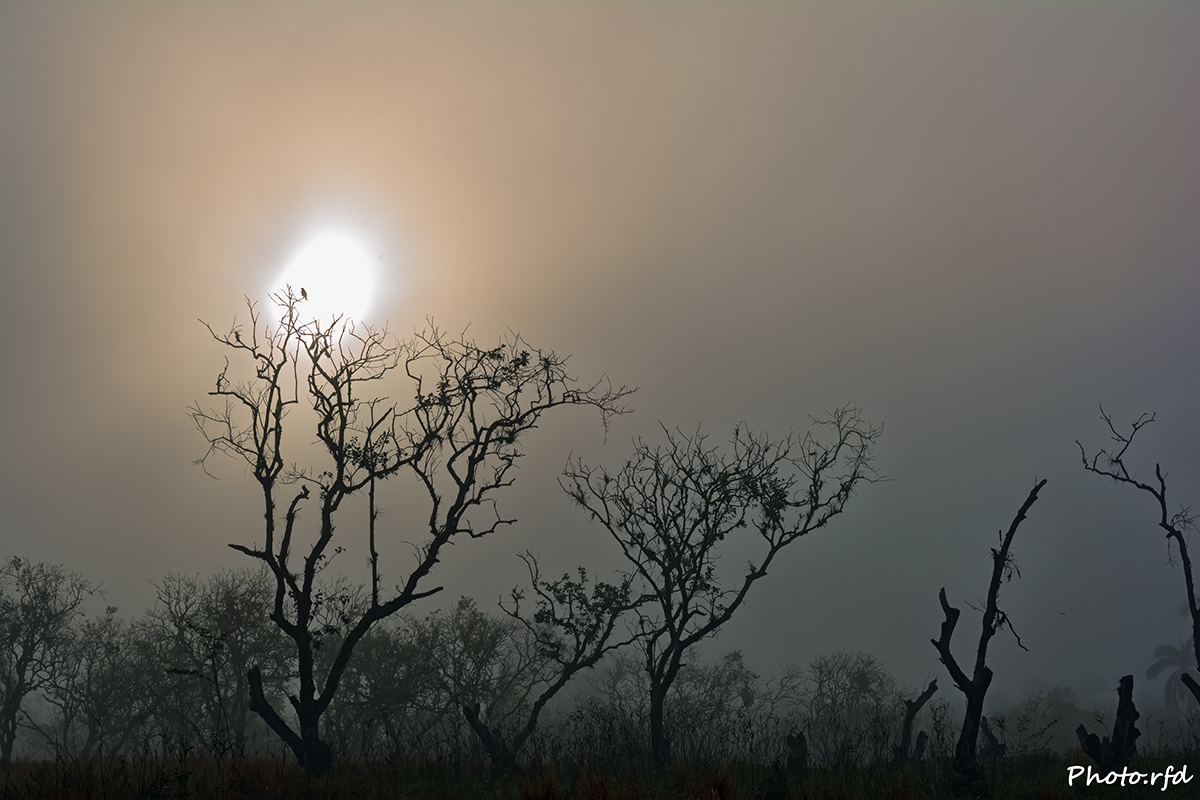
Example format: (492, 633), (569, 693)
(246, 666), (333, 776)
(1181, 673), (1200, 708)
(0, 689), (21, 763)
(911, 731), (928, 762)
(785, 730), (808, 777)
(298, 718), (333, 776)
(462, 703), (517, 779)
(895, 679), (937, 765)
(954, 667), (991, 782)
(1077, 675), (1140, 774)
(649, 683), (670, 767)
(0, 725), (13, 763)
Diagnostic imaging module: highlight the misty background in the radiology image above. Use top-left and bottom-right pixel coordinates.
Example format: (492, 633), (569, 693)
(1, 2), (1197, 717)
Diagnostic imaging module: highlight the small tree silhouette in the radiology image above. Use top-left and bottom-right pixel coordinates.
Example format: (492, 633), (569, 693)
(563, 405), (881, 766)
(461, 556), (637, 776)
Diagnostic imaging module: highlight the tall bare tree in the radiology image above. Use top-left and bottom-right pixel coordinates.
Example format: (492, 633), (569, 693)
(931, 478), (1046, 793)
(0, 557), (97, 763)
(189, 289), (632, 774)
(1078, 408), (1200, 706)
(563, 405), (881, 765)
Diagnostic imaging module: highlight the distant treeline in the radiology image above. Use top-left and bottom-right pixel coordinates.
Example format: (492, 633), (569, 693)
(2, 559), (1193, 772)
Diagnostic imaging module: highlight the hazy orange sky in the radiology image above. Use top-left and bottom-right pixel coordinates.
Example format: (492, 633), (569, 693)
(1, 2), (1197, 710)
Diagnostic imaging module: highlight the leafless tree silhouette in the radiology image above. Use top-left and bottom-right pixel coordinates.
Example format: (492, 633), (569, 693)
(1078, 408), (1200, 706)
(563, 405), (881, 766)
(145, 568), (291, 760)
(931, 478), (1046, 794)
(32, 606), (152, 760)
(189, 289), (632, 774)
(463, 553), (638, 775)
(0, 557), (97, 763)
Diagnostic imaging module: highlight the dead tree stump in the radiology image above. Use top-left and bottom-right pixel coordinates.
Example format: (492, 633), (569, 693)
(1076, 675), (1140, 774)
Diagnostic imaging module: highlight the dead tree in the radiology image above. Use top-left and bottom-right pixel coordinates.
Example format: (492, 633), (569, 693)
(189, 290), (632, 774)
(894, 679), (937, 765)
(1076, 674), (1140, 774)
(931, 478), (1046, 792)
(1078, 408), (1200, 706)
(979, 716), (1006, 760)
(564, 406), (882, 766)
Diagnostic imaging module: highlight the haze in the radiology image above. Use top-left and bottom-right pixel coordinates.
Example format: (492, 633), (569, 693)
(1, 2), (1197, 714)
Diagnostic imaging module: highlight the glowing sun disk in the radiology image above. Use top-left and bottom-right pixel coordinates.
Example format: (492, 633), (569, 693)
(273, 231), (377, 324)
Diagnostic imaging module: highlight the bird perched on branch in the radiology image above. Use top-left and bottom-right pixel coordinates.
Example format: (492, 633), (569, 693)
(301, 287), (308, 300)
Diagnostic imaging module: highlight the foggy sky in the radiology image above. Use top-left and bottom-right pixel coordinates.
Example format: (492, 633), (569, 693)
(1, 2), (1197, 713)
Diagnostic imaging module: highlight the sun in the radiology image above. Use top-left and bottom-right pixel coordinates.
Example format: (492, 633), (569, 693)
(271, 230), (378, 325)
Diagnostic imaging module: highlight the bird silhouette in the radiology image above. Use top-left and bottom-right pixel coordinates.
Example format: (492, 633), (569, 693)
(300, 287), (308, 300)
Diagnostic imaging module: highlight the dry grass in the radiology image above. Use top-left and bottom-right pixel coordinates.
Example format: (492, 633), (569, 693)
(2, 751), (1196, 799)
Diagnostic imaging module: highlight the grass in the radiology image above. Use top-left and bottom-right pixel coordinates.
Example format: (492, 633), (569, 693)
(2, 750), (1197, 799)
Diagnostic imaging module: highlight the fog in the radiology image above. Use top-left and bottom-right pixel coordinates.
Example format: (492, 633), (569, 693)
(1, 2), (1197, 718)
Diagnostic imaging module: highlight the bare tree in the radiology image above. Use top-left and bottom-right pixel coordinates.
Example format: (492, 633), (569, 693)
(144, 568), (292, 759)
(581, 649), (803, 766)
(0, 557), (97, 763)
(461, 554), (637, 775)
(801, 650), (899, 767)
(31, 607), (151, 760)
(931, 478), (1046, 793)
(563, 405), (881, 765)
(189, 289), (631, 774)
(416, 595), (544, 765)
(1078, 408), (1200, 706)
